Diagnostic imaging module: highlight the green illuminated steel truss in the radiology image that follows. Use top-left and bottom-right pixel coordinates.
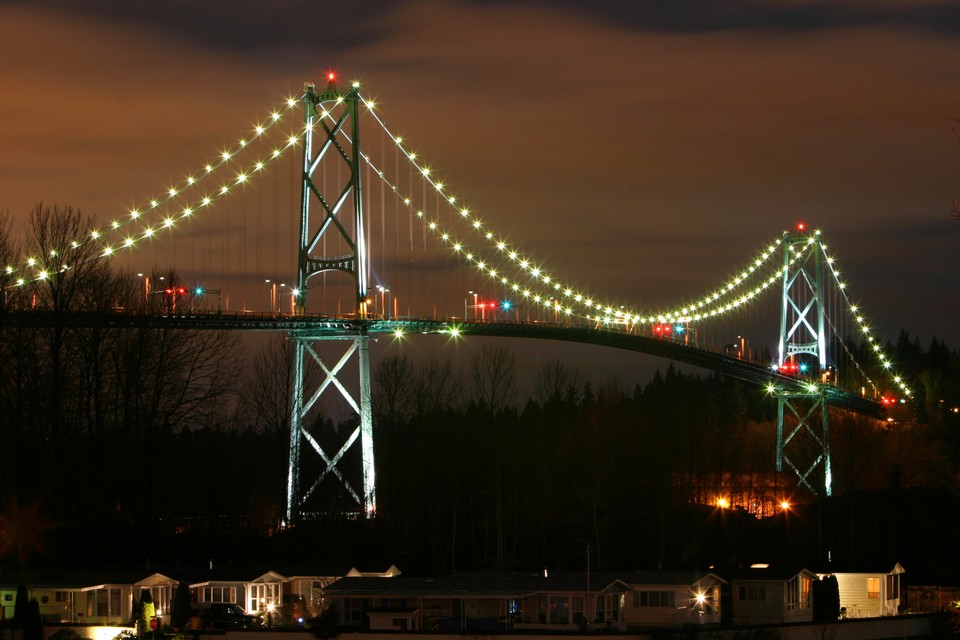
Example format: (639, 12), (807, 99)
(286, 80), (375, 522)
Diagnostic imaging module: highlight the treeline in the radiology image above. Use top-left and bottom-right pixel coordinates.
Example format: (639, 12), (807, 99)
(0, 206), (245, 559)
(363, 344), (960, 576)
(0, 205), (958, 579)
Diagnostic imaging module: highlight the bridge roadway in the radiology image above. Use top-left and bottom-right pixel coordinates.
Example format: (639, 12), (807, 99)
(0, 309), (882, 416)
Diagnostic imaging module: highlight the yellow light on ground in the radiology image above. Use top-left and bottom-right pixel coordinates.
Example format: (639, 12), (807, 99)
(716, 498), (729, 509)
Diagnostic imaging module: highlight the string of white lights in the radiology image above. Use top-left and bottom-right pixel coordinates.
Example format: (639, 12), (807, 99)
(360, 98), (907, 403)
(817, 240), (912, 398)
(6, 96), (304, 286)
(360, 94), (800, 328)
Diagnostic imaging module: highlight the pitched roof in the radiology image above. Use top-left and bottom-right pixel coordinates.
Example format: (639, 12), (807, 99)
(729, 565), (817, 582)
(324, 570), (726, 597)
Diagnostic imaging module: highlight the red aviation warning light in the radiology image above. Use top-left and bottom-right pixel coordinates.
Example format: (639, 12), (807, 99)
(326, 70), (337, 87)
(797, 222), (806, 232)
(778, 361), (800, 375)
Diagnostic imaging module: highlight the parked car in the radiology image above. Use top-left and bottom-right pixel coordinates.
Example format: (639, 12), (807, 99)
(196, 603), (264, 630)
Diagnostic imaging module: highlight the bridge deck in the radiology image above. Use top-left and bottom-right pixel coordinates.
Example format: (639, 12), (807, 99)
(0, 309), (881, 416)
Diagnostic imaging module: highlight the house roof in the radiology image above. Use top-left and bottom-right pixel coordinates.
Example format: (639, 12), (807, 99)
(614, 571), (727, 587)
(324, 570), (726, 598)
(811, 562), (905, 576)
(0, 565), (349, 591)
(0, 569), (157, 591)
(729, 565), (818, 582)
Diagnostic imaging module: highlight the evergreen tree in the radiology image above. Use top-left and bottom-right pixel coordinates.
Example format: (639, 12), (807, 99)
(170, 582), (193, 630)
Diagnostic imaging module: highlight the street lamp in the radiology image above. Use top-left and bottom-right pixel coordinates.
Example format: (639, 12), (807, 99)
(376, 285), (390, 320)
(265, 279), (290, 315)
(137, 272), (151, 301)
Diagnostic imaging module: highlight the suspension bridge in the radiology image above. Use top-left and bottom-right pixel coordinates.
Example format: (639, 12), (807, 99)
(0, 74), (913, 524)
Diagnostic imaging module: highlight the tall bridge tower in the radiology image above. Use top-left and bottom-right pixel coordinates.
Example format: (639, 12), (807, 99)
(286, 78), (376, 522)
(773, 227), (832, 496)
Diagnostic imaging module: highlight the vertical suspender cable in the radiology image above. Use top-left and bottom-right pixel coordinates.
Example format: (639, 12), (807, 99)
(380, 125), (386, 290)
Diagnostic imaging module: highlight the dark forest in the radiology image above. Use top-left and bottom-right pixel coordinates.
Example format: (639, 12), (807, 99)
(1, 206), (959, 584)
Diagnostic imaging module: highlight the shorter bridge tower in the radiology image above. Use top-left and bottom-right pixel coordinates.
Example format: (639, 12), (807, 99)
(286, 77), (376, 523)
(772, 227), (832, 496)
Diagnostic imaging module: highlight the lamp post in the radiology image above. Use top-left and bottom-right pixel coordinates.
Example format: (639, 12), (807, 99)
(467, 290), (481, 321)
(376, 285), (390, 320)
(138, 272), (151, 301)
(266, 279), (278, 315)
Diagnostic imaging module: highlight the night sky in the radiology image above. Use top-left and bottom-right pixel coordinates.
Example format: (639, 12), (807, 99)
(1, 1), (958, 381)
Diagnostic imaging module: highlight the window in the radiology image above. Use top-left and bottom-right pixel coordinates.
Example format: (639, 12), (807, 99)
(738, 586), (767, 601)
(348, 599), (362, 622)
(787, 576), (812, 609)
(571, 596), (584, 623)
(250, 583), (280, 613)
(88, 588), (121, 618)
(150, 586), (171, 616)
(867, 577), (880, 599)
(549, 596), (569, 624)
(634, 591), (675, 607)
(886, 575), (899, 600)
(200, 587), (236, 603)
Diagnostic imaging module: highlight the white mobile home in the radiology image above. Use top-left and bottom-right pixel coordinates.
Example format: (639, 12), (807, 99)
(818, 563), (904, 618)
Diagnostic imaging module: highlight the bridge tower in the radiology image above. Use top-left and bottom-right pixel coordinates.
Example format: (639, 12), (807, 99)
(773, 227), (832, 496)
(286, 78), (376, 522)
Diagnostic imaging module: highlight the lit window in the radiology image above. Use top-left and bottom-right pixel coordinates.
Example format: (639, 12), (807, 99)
(867, 577), (880, 599)
(738, 586), (767, 601)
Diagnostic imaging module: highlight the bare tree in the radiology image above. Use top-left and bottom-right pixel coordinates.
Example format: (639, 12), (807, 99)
(374, 355), (414, 427)
(23, 204), (113, 441)
(239, 335), (310, 433)
(412, 358), (462, 418)
(534, 360), (584, 406)
(470, 344), (517, 415)
(0, 210), (23, 311)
